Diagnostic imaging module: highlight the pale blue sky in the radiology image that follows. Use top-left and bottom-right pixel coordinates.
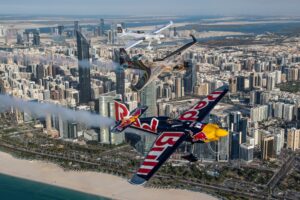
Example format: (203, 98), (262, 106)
(0, 0), (300, 16)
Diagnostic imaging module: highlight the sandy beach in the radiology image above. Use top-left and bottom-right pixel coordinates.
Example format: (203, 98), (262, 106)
(0, 151), (217, 200)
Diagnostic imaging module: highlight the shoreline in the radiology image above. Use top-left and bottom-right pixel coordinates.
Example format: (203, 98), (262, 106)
(0, 151), (217, 200)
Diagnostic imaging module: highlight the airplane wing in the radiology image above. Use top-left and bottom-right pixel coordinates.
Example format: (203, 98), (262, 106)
(151, 21), (173, 34)
(125, 39), (144, 50)
(177, 85), (229, 122)
(153, 35), (197, 62)
(130, 131), (187, 185)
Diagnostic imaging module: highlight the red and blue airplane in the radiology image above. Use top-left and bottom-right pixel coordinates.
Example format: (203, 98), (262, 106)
(111, 85), (229, 185)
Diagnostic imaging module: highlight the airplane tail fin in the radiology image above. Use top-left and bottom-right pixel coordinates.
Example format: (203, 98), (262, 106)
(117, 24), (126, 37)
(114, 100), (130, 122)
(112, 100), (148, 132)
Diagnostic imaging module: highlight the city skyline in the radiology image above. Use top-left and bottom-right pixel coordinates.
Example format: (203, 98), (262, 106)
(0, 0), (300, 16)
(0, 2), (300, 199)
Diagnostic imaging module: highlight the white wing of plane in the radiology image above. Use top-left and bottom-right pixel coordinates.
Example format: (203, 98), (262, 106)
(125, 39), (144, 51)
(151, 21), (173, 34)
(124, 21), (174, 50)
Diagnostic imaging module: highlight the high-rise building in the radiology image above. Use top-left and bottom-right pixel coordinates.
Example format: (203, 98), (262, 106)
(274, 102), (284, 119)
(228, 111), (241, 132)
(23, 31), (30, 43)
(239, 118), (248, 144)
(57, 25), (64, 36)
(230, 131), (241, 160)
(95, 92), (124, 144)
(68, 122), (78, 139)
(249, 128), (259, 146)
(175, 77), (183, 98)
(194, 82), (209, 96)
(268, 127), (285, 155)
(0, 25), (5, 37)
(283, 104), (294, 121)
(116, 49), (125, 100)
(183, 60), (196, 95)
(236, 76), (245, 91)
(266, 73), (275, 91)
(250, 105), (268, 122)
(76, 30), (92, 104)
(261, 135), (274, 160)
(287, 128), (300, 151)
(74, 21), (79, 36)
(240, 143), (254, 163)
(107, 30), (113, 44)
(16, 33), (23, 45)
(217, 135), (229, 162)
(36, 64), (45, 81)
(140, 81), (157, 117)
(32, 31), (40, 46)
(100, 19), (105, 36)
(229, 77), (237, 93)
(249, 72), (258, 90)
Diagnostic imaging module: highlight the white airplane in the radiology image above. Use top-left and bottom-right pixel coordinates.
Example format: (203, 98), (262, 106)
(117, 21), (173, 50)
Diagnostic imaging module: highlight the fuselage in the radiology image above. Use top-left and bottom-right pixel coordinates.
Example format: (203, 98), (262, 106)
(130, 117), (228, 143)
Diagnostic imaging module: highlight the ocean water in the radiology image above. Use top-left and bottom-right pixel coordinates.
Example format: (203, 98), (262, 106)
(0, 173), (110, 200)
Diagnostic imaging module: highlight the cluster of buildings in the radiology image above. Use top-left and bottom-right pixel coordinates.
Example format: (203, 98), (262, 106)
(0, 19), (300, 164)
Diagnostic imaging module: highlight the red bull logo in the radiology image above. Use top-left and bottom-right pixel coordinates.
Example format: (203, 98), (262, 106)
(115, 101), (129, 121)
(132, 118), (159, 133)
(178, 91), (223, 121)
(137, 132), (184, 176)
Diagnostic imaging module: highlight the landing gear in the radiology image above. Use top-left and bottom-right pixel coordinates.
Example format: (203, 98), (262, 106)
(181, 141), (198, 162)
(181, 153), (198, 162)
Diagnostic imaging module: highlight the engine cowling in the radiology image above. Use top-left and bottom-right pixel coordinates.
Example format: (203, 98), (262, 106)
(200, 123), (228, 142)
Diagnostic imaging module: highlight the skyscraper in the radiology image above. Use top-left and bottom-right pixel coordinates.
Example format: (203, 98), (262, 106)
(183, 60), (196, 95)
(32, 31), (40, 46)
(229, 77), (237, 93)
(239, 118), (248, 144)
(116, 49), (125, 100)
(100, 19), (105, 36)
(175, 77), (183, 98)
(228, 111), (241, 132)
(287, 128), (300, 151)
(230, 131), (241, 160)
(95, 92), (124, 144)
(266, 73), (275, 91)
(261, 135), (274, 160)
(140, 81), (157, 117)
(76, 30), (91, 104)
(16, 33), (23, 45)
(217, 135), (229, 162)
(36, 64), (45, 81)
(57, 25), (64, 36)
(74, 21), (79, 36)
(236, 76), (245, 91)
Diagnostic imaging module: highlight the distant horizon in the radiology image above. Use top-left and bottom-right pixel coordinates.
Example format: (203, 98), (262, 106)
(1, 14), (300, 20)
(1, 0), (300, 16)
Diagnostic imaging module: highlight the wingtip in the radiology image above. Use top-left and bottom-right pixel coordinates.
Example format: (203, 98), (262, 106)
(129, 174), (147, 185)
(190, 34), (197, 42)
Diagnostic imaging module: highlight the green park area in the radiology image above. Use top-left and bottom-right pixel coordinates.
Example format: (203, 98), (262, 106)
(278, 81), (300, 93)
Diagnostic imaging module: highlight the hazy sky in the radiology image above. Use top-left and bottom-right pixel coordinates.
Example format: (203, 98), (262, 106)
(1, 0), (300, 16)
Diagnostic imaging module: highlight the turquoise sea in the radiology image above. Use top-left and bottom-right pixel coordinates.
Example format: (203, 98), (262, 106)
(0, 173), (110, 200)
